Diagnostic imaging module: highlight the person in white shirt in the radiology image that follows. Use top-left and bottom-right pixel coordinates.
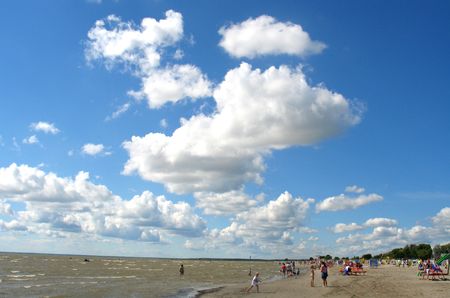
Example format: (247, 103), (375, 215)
(246, 272), (261, 293)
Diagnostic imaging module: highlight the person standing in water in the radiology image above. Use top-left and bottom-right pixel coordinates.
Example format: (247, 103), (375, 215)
(179, 264), (184, 276)
(246, 272), (261, 293)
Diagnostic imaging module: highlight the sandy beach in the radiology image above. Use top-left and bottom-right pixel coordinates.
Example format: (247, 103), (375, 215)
(202, 265), (450, 297)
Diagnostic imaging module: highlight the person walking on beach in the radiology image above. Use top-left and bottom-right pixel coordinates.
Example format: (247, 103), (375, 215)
(179, 264), (184, 276)
(320, 261), (328, 287)
(246, 272), (261, 293)
(310, 265), (315, 287)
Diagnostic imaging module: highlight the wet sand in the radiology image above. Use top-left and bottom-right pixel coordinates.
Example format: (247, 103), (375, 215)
(202, 265), (450, 297)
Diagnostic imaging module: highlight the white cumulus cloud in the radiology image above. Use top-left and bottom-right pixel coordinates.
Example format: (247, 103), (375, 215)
(203, 192), (315, 254)
(123, 63), (362, 194)
(364, 217), (398, 227)
(135, 64), (212, 108)
(432, 207), (450, 232)
(219, 15), (326, 58)
(334, 207), (449, 256)
(22, 135), (39, 145)
(332, 217), (397, 233)
(86, 11), (212, 108)
(0, 163), (206, 241)
(194, 190), (263, 216)
(316, 189), (383, 213)
(30, 121), (60, 134)
(332, 223), (363, 233)
(82, 143), (105, 156)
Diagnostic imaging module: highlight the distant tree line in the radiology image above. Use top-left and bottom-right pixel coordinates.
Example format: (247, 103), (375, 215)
(369, 243), (449, 260)
(307, 242), (449, 261)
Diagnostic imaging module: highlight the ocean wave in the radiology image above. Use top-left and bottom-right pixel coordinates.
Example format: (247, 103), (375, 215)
(7, 274), (36, 278)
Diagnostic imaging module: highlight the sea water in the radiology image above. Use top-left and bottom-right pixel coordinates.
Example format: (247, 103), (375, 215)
(0, 253), (291, 297)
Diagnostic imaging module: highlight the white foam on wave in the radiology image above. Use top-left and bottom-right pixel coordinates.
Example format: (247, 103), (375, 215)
(7, 274), (36, 278)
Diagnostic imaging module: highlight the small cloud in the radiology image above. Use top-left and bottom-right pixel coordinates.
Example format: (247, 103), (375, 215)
(173, 49), (184, 60)
(105, 102), (131, 121)
(12, 137), (20, 151)
(68, 150), (74, 157)
(345, 185), (365, 193)
(219, 15), (326, 58)
(22, 135), (39, 145)
(296, 227), (318, 234)
(86, 0), (102, 4)
(332, 223), (364, 233)
(30, 121), (60, 134)
(316, 187), (383, 213)
(82, 143), (105, 156)
(160, 118), (168, 128)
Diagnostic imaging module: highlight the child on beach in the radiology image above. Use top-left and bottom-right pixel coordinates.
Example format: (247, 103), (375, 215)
(246, 272), (261, 293)
(310, 265), (315, 287)
(179, 264), (184, 276)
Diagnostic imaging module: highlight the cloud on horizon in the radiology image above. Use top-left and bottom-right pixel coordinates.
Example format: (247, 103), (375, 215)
(334, 210), (449, 256)
(0, 163), (206, 242)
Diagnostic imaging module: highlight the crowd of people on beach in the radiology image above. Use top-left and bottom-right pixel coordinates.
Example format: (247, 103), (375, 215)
(417, 259), (446, 280)
(279, 261), (300, 278)
(176, 255), (449, 295)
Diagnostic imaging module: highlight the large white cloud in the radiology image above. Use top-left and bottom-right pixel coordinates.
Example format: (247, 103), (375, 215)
(123, 63), (362, 194)
(0, 163), (206, 241)
(86, 11), (212, 108)
(219, 15), (326, 58)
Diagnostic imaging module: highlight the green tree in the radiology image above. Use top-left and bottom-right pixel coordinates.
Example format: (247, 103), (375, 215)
(362, 253), (372, 260)
(391, 248), (404, 259)
(416, 244), (432, 259)
(434, 243), (450, 257)
(324, 254), (332, 260)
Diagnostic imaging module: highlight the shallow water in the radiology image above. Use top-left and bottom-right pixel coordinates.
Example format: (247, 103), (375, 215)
(0, 253), (292, 297)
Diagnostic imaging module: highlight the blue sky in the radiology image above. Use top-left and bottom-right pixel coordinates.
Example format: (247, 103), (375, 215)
(0, 0), (449, 258)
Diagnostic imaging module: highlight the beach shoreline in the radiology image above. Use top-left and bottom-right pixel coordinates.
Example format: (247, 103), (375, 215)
(200, 264), (450, 297)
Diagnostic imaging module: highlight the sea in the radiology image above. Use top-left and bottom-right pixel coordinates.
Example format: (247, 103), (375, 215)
(0, 252), (296, 297)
